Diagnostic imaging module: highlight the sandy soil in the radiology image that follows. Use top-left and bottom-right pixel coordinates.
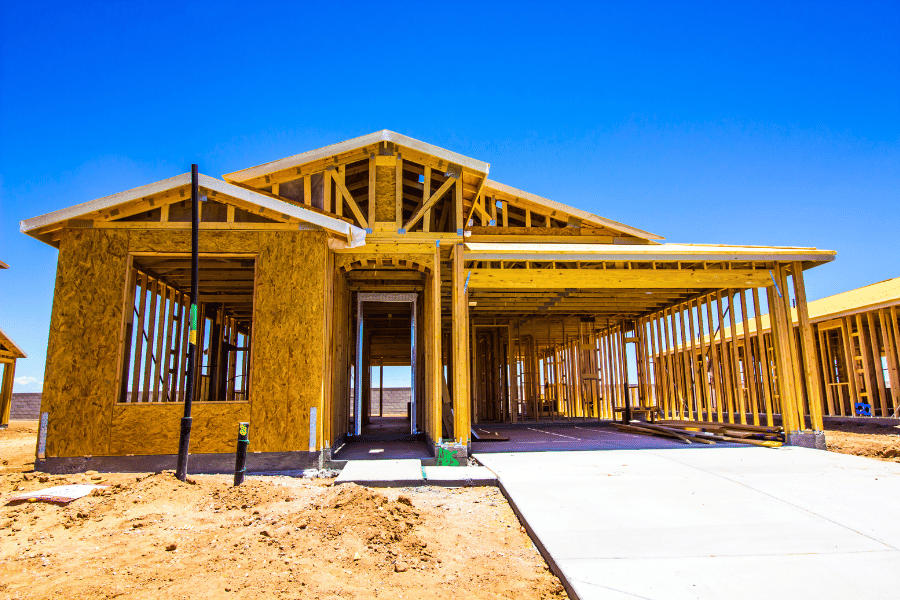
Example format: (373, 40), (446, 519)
(824, 419), (900, 463)
(0, 422), (566, 599)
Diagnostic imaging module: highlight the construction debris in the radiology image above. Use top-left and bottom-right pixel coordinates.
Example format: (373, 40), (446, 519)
(614, 419), (784, 447)
(6, 483), (107, 505)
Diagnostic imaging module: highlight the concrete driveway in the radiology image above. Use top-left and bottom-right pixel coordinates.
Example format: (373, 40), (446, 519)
(475, 447), (900, 600)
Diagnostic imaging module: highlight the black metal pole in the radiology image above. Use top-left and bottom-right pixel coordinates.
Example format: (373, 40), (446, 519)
(234, 422), (250, 486)
(175, 164), (200, 480)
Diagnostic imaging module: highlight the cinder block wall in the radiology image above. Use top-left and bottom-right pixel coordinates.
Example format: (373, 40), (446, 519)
(10, 393), (42, 420)
(368, 388), (411, 417)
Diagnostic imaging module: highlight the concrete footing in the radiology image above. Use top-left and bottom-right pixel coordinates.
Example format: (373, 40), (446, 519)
(35, 450), (321, 474)
(784, 430), (827, 450)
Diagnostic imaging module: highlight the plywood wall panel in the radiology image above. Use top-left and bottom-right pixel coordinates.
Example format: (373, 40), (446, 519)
(110, 402), (250, 455)
(249, 231), (326, 452)
(41, 229), (129, 457)
(375, 165), (396, 222)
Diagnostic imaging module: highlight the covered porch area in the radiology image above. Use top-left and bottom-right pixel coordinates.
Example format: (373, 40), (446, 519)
(462, 242), (836, 445)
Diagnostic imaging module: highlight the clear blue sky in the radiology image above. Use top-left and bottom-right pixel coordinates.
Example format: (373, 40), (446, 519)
(1, 1), (898, 391)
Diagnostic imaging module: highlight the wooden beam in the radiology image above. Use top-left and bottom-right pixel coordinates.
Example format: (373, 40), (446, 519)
(463, 175), (489, 230)
(395, 155), (404, 228)
(402, 175), (457, 232)
(367, 156), (376, 226)
(467, 269), (770, 290)
(330, 169), (367, 228)
(423, 166), (432, 232)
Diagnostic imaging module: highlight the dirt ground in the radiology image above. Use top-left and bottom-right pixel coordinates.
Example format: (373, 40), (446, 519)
(824, 419), (900, 462)
(0, 422), (566, 600)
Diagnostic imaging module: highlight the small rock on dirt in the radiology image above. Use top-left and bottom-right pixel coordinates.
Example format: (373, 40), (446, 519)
(395, 561), (409, 572)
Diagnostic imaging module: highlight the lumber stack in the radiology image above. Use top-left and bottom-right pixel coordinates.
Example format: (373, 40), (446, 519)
(612, 419), (784, 448)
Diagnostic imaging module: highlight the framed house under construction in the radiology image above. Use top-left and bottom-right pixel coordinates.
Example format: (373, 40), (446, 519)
(21, 130), (838, 472)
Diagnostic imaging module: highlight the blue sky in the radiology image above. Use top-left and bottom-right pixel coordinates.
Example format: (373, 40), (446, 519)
(1, 1), (898, 390)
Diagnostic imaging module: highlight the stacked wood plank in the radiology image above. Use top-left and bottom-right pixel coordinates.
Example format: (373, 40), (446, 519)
(613, 419), (784, 448)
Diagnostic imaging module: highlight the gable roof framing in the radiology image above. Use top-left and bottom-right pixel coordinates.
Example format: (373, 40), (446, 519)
(20, 172), (367, 247)
(223, 130), (490, 184)
(224, 130), (662, 241)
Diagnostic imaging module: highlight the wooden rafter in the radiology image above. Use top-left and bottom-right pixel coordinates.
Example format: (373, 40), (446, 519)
(329, 168), (367, 228)
(402, 175), (457, 232)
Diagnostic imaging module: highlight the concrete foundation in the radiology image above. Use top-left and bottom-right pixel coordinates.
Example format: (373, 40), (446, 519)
(35, 450), (321, 474)
(785, 430), (827, 450)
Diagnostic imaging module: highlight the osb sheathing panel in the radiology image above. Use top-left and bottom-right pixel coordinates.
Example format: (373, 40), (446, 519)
(375, 165), (396, 222)
(42, 228), (327, 457)
(42, 229), (129, 457)
(127, 230), (260, 254)
(110, 403), (250, 455)
(249, 231), (327, 452)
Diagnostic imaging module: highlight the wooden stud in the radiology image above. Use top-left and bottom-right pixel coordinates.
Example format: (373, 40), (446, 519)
(866, 310), (888, 416)
(751, 288), (775, 427)
(791, 263), (824, 429)
(422, 166), (432, 233)
(395, 156), (404, 228)
(142, 277), (160, 402)
(840, 316), (861, 411)
(727, 289), (747, 424)
(768, 283), (799, 433)
(452, 243), (470, 443)
(777, 265), (806, 429)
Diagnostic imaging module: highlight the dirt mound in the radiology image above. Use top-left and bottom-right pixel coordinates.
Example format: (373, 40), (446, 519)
(1, 424), (568, 599)
(826, 430), (900, 462)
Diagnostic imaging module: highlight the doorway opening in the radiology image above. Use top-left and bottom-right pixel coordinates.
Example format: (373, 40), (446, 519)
(354, 293), (417, 437)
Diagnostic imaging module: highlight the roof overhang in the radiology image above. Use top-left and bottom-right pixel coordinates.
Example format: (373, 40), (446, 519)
(465, 242), (836, 264)
(21, 173), (367, 248)
(223, 130), (490, 183)
(0, 325), (27, 360)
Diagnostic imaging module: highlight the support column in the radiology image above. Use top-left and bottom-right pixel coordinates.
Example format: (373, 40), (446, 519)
(0, 361), (15, 426)
(451, 243), (470, 445)
(429, 245), (442, 443)
(776, 265), (808, 430)
(509, 321), (519, 423)
(767, 282), (800, 434)
(792, 262), (825, 432)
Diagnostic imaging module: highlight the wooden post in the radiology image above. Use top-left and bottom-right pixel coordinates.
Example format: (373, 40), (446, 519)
(767, 282), (800, 433)
(777, 265), (807, 428)
(791, 263), (824, 430)
(451, 243), (470, 444)
(430, 245), (442, 441)
(0, 361), (15, 426)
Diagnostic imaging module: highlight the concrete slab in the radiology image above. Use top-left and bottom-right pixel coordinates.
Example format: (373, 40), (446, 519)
(334, 459), (423, 487)
(476, 447), (900, 600)
(423, 466), (497, 487)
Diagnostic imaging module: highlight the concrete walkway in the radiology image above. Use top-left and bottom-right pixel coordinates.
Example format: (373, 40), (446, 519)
(475, 447), (900, 600)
